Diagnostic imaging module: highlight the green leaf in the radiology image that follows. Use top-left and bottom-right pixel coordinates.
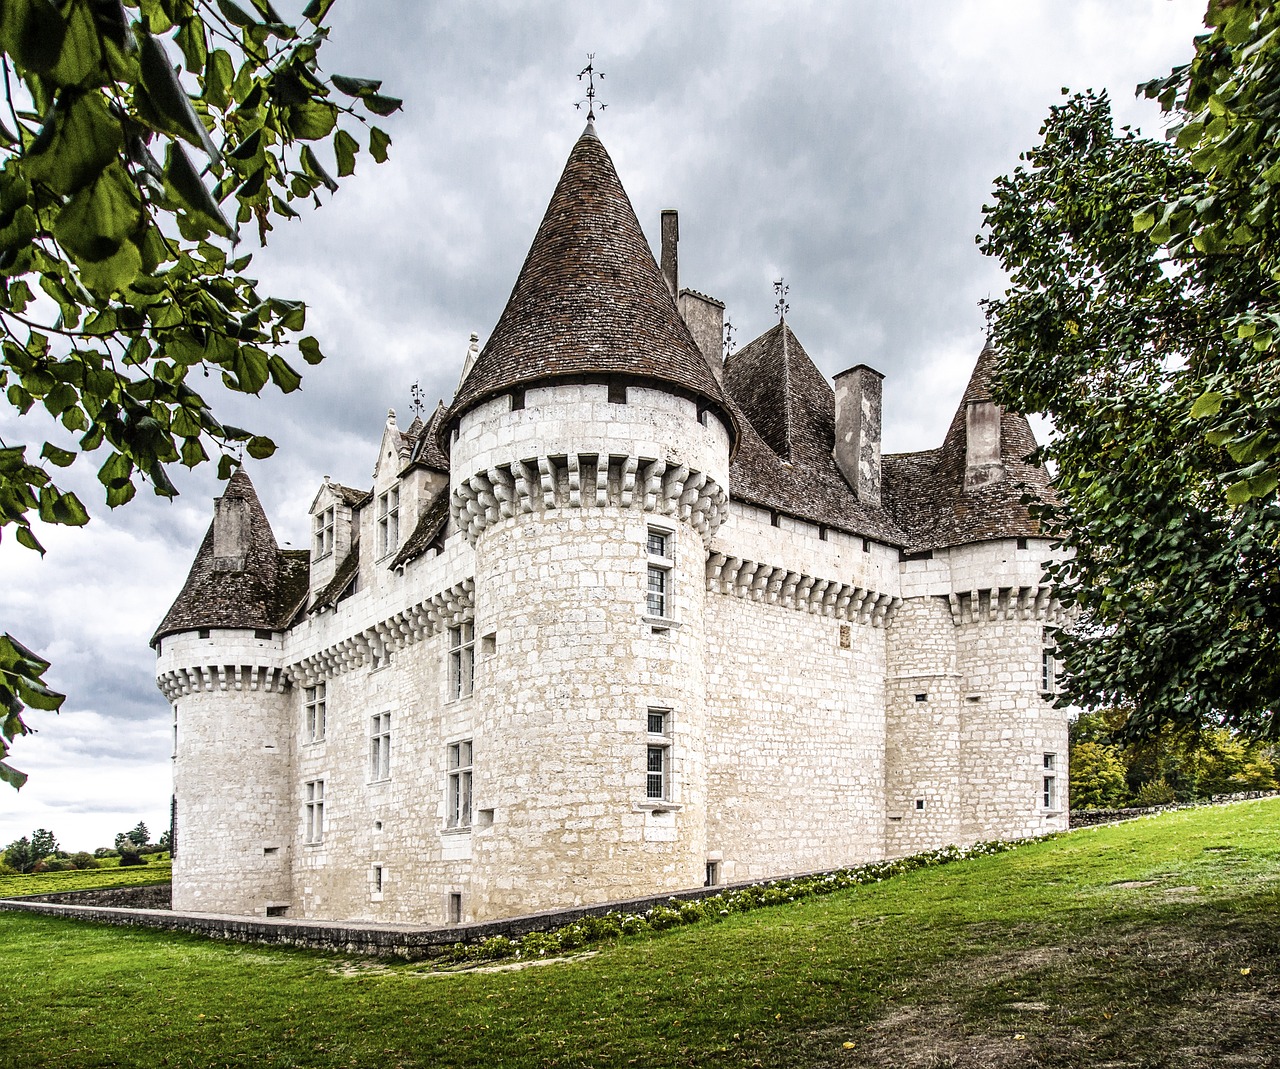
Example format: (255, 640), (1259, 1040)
(204, 48), (235, 110)
(267, 355), (301, 393)
(164, 141), (234, 238)
(362, 94), (403, 117)
(0, 761), (29, 790)
(369, 126), (391, 163)
(302, 0), (336, 23)
(1191, 391), (1224, 419)
(298, 335), (322, 364)
(299, 145), (337, 192)
(216, 0), (257, 28)
(331, 74), (382, 97)
(288, 100), (338, 140)
(39, 442), (75, 467)
(334, 128), (358, 177)
(246, 435), (276, 459)
(23, 91), (122, 196)
(15, 526), (44, 553)
(175, 15), (208, 73)
(47, 0), (107, 88)
(1133, 209), (1155, 232)
(0, 0), (67, 75)
(137, 29), (220, 161)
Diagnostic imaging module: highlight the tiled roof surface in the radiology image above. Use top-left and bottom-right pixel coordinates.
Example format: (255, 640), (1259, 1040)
(724, 322), (907, 544)
(390, 486), (451, 570)
(444, 125), (737, 445)
(881, 346), (1056, 552)
(406, 402), (451, 474)
(152, 470), (310, 644)
(310, 544), (359, 612)
(332, 482), (371, 509)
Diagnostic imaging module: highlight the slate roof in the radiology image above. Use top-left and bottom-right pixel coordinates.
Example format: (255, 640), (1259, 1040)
(443, 123), (737, 447)
(331, 482), (371, 509)
(405, 401), (450, 474)
(723, 321), (907, 544)
(390, 486), (451, 570)
(152, 470), (310, 645)
(881, 345), (1055, 553)
(310, 543), (360, 612)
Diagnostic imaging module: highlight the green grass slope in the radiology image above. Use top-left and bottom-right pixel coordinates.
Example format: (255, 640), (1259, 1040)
(0, 860), (171, 899)
(1, 801), (1277, 1068)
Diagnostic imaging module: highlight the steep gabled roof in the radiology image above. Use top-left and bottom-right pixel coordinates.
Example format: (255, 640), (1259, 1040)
(404, 401), (450, 474)
(390, 486), (451, 570)
(444, 124), (737, 446)
(881, 344), (1056, 552)
(152, 470), (310, 644)
(310, 543), (360, 612)
(722, 321), (907, 544)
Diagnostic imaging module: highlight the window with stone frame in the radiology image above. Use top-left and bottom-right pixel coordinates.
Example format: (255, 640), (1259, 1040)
(304, 779), (325, 843)
(377, 486), (400, 557)
(446, 740), (473, 829)
(369, 712), (391, 782)
(449, 622), (475, 700)
(314, 505), (335, 558)
(1042, 752), (1059, 809)
(304, 682), (326, 743)
(646, 526), (673, 618)
(646, 708), (672, 800)
(1041, 634), (1057, 695)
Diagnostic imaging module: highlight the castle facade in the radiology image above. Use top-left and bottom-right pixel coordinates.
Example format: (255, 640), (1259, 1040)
(154, 123), (1069, 925)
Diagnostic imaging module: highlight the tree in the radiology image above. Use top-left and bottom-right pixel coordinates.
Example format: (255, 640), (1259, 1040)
(0, 0), (398, 787)
(980, 0), (1280, 740)
(29, 826), (56, 857)
(1068, 741), (1129, 810)
(2, 834), (36, 872)
(127, 820), (148, 847)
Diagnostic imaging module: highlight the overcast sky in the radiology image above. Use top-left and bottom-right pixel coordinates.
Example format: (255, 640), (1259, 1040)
(0, 1), (1206, 851)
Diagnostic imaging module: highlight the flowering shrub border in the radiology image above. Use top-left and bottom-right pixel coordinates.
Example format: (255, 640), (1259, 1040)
(436, 838), (1028, 968)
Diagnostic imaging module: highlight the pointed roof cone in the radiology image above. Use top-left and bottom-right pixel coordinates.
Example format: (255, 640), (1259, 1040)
(937, 342), (1045, 485)
(723, 320), (833, 464)
(444, 126), (737, 446)
(407, 400), (451, 473)
(152, 468), (309, 645)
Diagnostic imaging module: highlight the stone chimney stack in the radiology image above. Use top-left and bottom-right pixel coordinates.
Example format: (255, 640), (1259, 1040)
(660, 209), (679, 300)
(832, 364), (884, 505)
(212, 491), (251, 572)
(678, 290), (726, 385)
(964, 399), (1005, 490)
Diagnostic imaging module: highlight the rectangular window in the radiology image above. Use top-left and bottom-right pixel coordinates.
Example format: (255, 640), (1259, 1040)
(372, 863), (383, 894)
(646, 709), (671, 800)
(1043, 753), (1058, 808)
(447, 740), (473, 829)
(1041, 641), (1056, 694)
(377, 486), (400, 557)
(705, 860), (720, 887)
(369, 712), (391, 781)
(304, 780), (325, 844)
(304, 683), (326, 743)
(448, 892), (463, 924)
(449, 623), (475, 700)
(314, 506), (335, 559)
(646, 527), (673, 618)
(171, 704), (178, 758)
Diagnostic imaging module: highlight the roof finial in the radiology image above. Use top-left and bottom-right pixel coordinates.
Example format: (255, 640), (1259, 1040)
(723, 316), (736, 359)
(773, 278), (790, 322)
(575, 54), (606, 123)
(409, 381), (426, 418)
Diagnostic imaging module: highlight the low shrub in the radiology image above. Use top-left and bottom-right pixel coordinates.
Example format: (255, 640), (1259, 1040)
(117, 851), (148, 867)
(68, 853), (99, 870)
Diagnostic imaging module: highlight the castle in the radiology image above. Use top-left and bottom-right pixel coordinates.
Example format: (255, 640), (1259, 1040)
(153, 122), (1069, 926)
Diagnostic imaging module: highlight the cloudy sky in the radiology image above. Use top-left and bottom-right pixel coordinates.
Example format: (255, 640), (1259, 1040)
(1, 0), (1206, 851)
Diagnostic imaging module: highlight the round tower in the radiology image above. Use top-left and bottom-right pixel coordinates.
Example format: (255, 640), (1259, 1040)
(442, 124), (737, 920)
(153, 472), (303, 915)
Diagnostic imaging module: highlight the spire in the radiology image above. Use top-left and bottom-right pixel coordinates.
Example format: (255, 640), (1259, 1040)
(446, 126), (736, 442)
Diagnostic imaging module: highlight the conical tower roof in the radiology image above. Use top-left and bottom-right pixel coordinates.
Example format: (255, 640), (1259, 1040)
(937, 343), (1043, 485)
(152, 469), (309, 645)
(445, 125), (736, 443)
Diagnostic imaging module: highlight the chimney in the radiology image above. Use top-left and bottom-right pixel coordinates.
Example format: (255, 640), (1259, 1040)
(964, 399), (1004, 490)
(660, 209), (679, 300)
(678, 290), (726, 384)
(832, 364), (883, 505)
(212, 492), (251, 572)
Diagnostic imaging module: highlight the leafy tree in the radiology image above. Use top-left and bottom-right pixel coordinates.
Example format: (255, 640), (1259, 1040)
(2, 834), (36, 872)
(29, 826), (56, 857)
(1068, 740), (1129, 809)
(127, 820), (148, 847)
(980, 1), (1280, 740)
(0, 0), (398, 788)
(156, 827), (171, 851)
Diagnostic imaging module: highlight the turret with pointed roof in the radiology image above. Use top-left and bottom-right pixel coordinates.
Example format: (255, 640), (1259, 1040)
(153, 469), (309, 645)
(443, 124), (737, 449)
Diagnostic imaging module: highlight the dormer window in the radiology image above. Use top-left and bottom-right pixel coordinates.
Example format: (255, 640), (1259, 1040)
(314, 506), (335, 559)
(377, 487), (400, 558)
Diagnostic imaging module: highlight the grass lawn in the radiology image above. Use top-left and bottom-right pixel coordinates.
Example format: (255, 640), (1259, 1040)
(0, 859), (171, 899)
(1, 801), (1277, 1068)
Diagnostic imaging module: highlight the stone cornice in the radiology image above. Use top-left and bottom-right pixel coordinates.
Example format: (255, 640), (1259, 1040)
(945, 586), (1066, 625)
(707, 553), (902, 627)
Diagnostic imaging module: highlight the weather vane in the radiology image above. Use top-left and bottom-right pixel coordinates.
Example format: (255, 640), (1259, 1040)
(773, 278), (790, 321)
(410, 381), (426, 418)
(723, 316), (736, 359)
(575, 54), (606, 122)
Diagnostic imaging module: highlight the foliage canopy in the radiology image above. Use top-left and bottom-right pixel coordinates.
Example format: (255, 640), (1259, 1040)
(981, 0), (1280, 739)
(0, 0), (397, 786)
